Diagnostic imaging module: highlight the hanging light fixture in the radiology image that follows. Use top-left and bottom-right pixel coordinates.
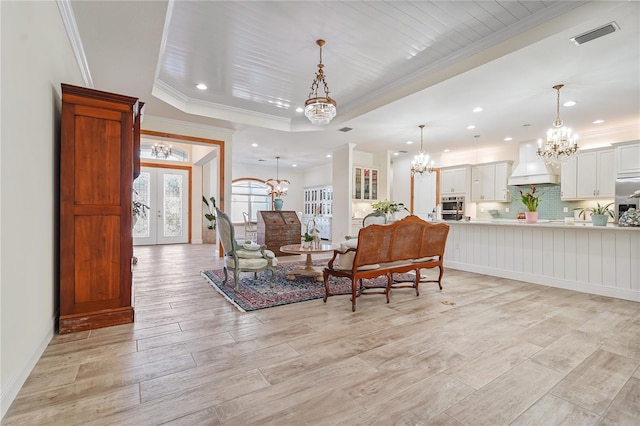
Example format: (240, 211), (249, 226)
(266, 156), (290, 197)
(304, 39), (337, 125)
(151, 141), (172, 159)
(537, 84), (579, 165)
(411, 124), (434, 176)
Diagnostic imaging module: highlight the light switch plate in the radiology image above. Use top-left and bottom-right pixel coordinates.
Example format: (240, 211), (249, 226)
(505, 207), (510, 213)
(563, 207), (569, 212)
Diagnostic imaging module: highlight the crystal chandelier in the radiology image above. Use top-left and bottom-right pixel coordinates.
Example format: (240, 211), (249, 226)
(537, 84), (579, 165)
(304, 39), (337, 125)
(151, 142), (172, 159)
(266, 156), (290, 197)
(411, 124), (434, 176)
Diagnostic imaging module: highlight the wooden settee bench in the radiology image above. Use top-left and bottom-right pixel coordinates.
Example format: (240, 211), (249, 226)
(323, 215), (450, 311)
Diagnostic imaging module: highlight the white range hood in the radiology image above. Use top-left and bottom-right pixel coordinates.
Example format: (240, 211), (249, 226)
(508, 142), (559, 186)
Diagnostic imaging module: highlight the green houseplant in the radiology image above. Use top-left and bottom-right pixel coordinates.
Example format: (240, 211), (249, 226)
(575, 202), (614, 226)
(371, 200), (408, 214)
(202, 195), (217, 230)
(518, 184), (542, 212)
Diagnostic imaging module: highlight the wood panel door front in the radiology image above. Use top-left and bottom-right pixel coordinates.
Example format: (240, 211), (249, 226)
(59, 84), (139, 333)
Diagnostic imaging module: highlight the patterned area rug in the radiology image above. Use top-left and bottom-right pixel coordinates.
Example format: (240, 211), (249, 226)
(201, 261), (416, 312)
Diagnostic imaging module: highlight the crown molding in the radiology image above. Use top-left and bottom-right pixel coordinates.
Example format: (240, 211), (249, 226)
(152, 80), (292, 131)
(57, 0), (93, 87)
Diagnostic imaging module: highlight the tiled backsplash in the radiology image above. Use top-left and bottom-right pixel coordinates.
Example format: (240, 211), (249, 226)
(474, 184), (614, 220)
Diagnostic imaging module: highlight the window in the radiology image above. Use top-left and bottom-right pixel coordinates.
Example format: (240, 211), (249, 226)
(231, 179), (270, 222)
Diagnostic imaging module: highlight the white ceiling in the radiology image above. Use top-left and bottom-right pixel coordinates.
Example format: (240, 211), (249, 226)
(70, 0), (640, 170)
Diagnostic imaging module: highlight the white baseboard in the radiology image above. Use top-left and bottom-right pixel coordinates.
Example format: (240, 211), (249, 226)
(1, 316), (55, 419)
(445, 261), (640, 303)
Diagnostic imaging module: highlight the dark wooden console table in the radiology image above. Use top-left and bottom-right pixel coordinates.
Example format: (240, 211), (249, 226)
(256, 211), (301, 256)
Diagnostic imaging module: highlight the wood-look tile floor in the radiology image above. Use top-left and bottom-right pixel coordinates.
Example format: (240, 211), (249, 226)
(4, 244), (640, 425)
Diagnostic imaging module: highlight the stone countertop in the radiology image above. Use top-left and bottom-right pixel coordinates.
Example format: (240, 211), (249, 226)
(444, 218), (640, 231)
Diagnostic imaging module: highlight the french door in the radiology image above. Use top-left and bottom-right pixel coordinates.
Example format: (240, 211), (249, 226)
(133, 166), (190, 245)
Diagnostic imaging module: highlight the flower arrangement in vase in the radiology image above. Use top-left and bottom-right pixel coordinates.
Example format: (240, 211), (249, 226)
(519, 184), (542, 223)
(371, 200), (409, 220)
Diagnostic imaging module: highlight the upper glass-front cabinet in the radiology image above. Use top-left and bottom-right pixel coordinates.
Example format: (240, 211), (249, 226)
(353, 167), (378, 200)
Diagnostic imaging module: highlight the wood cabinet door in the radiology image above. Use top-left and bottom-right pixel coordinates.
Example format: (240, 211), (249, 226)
(576, 152), (598, 198)
(596, 150), (615, 197)
(59, 84), (139, 333)
(561, 156), (577, 200)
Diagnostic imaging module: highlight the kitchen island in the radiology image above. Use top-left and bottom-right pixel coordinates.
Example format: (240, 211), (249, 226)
(443, 219), (640, 302)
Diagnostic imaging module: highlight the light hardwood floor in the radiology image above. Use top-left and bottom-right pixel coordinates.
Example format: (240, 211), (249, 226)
(4, 244), (640, 425)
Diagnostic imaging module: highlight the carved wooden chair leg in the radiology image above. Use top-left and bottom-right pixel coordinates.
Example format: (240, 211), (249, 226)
(414, 269), (420, 296)
(234, 270), (240, 291)
(323, 271), (330, 303)
(222, 267), (229, 286)
(385, 273), (392, 303)
(351, 279), (357, 312)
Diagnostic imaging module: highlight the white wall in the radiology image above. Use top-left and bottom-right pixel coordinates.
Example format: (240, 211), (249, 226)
(332, 144), (354, 241)
(0, 1), (85, 417)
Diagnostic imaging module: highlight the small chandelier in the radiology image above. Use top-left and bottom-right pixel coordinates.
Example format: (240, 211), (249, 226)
(537, 84), (579, 165)
(304, 39), (337, 125)
(266, 156), (290, 197)
(411, 124), (434, 176)
(151, 142), (172, 159)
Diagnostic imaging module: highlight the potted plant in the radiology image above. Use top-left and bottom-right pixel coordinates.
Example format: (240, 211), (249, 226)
(518, 184), (542, 223)
(371, 200), (408, 220)
(202, 195), (217, 230)
(132, 189), (149, 226)
(575, 202), (614, 226)
(302, 232), (314, 249)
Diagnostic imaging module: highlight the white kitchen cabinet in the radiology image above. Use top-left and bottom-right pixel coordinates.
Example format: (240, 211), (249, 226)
(560, 155), (578, 200)
(471, 162), (511, 202)
(440, 167), (469, 195)
(576, 149), (614, 199)
(472, 165), (494, 202)
(614, 142), (640, 176)
(494, 162), (512, 201)
(352, 167), (378, 200)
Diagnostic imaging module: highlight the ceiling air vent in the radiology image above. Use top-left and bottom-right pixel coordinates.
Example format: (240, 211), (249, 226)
(570, 22), (619, 45)
(338, 127), (353, 132)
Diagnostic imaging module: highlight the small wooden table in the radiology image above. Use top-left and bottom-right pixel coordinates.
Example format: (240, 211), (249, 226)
(279, 243), (338, 281)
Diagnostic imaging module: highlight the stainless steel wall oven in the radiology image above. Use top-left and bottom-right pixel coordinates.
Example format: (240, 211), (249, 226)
(441, 196), (465, 221)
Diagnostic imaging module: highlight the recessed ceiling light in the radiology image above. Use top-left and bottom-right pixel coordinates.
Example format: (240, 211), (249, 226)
(406, 141), (413, 145)
(251, 143), (258, 147)
(393, 152), (399, 156)
(292, 164), (297, 167)
(443, 149), (450, 153)
(467, 125), (476, 130)
(504, 137), (512, 141)
(326, 154), (332, 158)
(196, 83), (207, 90)
(592, 119), (605, 124)
(295, 107), (304, 113)
(473, 107), (483, 113)
(563, 100), (576, 107)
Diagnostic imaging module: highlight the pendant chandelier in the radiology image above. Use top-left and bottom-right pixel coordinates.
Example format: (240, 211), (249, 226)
(266, 156), (290, 197)
(411, 124), (434, 176)
(151, 142), (172, 159)
(537, 84), (579, 165)
(304, 39), (337, 125)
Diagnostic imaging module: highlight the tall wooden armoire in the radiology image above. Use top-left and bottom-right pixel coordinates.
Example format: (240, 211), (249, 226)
(59, 84), (142, 333)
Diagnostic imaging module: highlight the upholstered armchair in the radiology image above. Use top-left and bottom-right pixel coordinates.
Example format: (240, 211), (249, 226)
(362, 211), (388, 227)
(215, 208), (277, 290)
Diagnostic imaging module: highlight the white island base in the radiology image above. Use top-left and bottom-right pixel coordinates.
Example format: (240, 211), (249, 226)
(444, 220), (640, 302)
